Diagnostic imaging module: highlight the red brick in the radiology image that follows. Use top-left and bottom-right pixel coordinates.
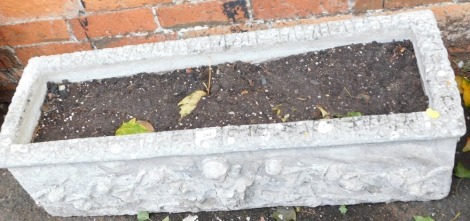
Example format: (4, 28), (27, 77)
(0, 20), (70, 46)
(85, 0), (172, 12)
(0, 0), (80, 23)
(432, 3), (470, 53)
(355, 0), (383, 12)
(71, 8), (158, 39)
(0, 47), (21, 69)
(431, 3), (470, 18)
(384, 0), (451, 8)
(447, 45), (470, 54)
(252, 0), (349, 20)
(94, 33), (177, 49)
(157, 1), (248, 28)
(15, 42), (92, 65)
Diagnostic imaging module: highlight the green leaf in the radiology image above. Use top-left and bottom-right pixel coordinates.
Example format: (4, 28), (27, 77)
(346, 111), (362, 117)
(271, 207), (296, 221)
(454, 162), (470, 178)
(413, 215), (435, 221)
(162, 216), (170, 221)
(115, 118), (154, 136)
(333, 111), (362, 118)
(137, 211), (150, 221)
(339, 205), (348, 215)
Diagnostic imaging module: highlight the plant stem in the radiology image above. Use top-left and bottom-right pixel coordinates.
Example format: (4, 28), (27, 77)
(451, 212), (461, 221)
(208, 65), (212, 95)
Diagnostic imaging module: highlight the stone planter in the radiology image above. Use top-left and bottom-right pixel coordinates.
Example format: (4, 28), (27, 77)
(0, 10), (465, 217)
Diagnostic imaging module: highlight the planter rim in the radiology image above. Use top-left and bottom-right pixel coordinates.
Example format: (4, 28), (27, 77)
(0, 10), (465, 168)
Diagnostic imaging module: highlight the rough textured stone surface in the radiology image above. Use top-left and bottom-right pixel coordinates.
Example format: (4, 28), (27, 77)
(0, 10), (465, 216)
(9, 139), (457, 216)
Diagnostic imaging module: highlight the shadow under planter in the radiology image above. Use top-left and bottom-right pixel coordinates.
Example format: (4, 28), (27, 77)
(0, 10), (465, 217)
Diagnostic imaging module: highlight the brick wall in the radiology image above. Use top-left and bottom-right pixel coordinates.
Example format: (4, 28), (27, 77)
(1, 0), (469, 102)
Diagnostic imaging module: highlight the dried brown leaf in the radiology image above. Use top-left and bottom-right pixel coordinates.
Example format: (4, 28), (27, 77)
(315, 105), (330, 118)
(178, 90), (207, 120)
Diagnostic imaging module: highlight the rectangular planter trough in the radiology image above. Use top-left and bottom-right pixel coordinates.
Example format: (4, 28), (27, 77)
(0, 10), (466, 217)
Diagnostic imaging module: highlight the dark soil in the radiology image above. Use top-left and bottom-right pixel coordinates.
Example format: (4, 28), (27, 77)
(34, 40), (428, 142)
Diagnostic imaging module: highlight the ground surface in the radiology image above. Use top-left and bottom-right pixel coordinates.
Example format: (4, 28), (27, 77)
(34, 41), (426, 142)
(1, 52), (470, 221)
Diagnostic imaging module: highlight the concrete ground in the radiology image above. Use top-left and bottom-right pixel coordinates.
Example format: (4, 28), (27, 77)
(1, 57), (470, 221)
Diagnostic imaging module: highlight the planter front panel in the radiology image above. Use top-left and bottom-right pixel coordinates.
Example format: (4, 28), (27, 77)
(10, 139), (455, 216)
(0, 10), (465, 216)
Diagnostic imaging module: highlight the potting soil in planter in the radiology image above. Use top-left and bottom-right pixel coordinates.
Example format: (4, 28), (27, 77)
(34, 40), (428, 142)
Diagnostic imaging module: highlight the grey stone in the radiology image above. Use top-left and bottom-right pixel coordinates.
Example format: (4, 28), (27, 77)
(0, 10), (465, 217)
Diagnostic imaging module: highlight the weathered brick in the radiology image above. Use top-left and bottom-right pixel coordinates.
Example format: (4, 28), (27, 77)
(0, 47), (21, 69)
(0, 67), (21, 80)
(179, 23), (268, 39)
(94, 33), (177, 49)
(0, 0), (80, 23)
(71, 8), (158, 39)
(355, 0), (383, 12)
(272, 14), (354, 28)
(178, 13), (356, 39)
(432, 2), (470, 18)
(384, 0), (451, 8)
(15, 42), (92, 65)
(84, 0), (172, 12)
(157, 0), (248, 28)
(0, 20), (70, 46)
(252, 0), (349, 20)
(447, 45), (470, 54)
(432, 3), (470, 53)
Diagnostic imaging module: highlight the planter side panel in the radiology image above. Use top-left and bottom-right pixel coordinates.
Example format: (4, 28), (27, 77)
(10, 139), (456, 217)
